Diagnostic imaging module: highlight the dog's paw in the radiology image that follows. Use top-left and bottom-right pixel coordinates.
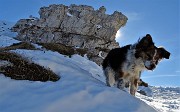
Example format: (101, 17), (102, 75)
(117, 79), (125, 89)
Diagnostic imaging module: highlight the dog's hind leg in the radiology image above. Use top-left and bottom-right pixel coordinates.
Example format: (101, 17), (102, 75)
(104, 67), (115, 87)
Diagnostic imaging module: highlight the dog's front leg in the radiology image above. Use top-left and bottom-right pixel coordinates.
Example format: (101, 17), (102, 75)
(116, 78), (125, 89)
(130, 78), (138, 96)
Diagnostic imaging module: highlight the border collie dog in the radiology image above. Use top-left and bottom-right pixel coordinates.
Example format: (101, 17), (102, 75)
(102, 34), (157, 96)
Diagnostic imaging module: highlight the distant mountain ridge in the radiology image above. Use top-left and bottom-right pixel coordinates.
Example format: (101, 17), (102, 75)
(137, 86), (180, 112)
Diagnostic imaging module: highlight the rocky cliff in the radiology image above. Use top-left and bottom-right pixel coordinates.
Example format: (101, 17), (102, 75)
(12, 4), (127, 65)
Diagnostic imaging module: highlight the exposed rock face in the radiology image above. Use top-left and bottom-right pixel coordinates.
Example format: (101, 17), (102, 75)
(12, 4), (127, 65)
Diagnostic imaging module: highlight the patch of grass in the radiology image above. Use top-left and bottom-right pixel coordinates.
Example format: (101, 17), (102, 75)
(75, 48), (88, 56)
(95, 47), (110, 52)
(0, 51), (60, 82)
(39, 43), (88, 57)
(39, 43), (75, 57)
(0, 42), (37, 51)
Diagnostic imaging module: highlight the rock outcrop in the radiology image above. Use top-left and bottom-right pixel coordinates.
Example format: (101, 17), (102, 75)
(12, 4), (127, 65)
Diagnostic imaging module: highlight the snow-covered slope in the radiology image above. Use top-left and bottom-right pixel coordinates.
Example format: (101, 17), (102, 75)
(0, 21), (17, 37)
(0, 21), (19, 47)
(0, 49), (157, 112)
(0, 21), (179, 112)
(137, 86), (180, 112)
(0, 21), (158, 112)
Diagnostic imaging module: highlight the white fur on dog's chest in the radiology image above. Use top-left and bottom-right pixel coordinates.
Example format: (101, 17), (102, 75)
(122, 49), (145, 78)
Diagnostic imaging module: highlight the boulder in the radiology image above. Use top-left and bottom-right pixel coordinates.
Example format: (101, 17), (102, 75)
(12, 4), (128, 65)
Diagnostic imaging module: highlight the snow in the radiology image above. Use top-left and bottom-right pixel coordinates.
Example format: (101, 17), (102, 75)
(0, 21), (179, 112)
(96, 25), (102, 29)
(29, 15), (39, 20)
(0, 21), (19, 47)
(138, 86), (153, 97)
(67, 12), (73, 17)
(0, 35), (20, 47)
(0, 60), (13, 67)
(0, 21), (17, 37)
(137, 86), (180, 112)
(98, 51), (105, 59)
(0, 49), (157, 112)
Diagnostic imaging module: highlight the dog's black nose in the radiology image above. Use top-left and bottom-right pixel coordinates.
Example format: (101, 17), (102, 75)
(164, 52), (170, 59)
(150, 64), (156, 70)
(158, 47), (171, 59)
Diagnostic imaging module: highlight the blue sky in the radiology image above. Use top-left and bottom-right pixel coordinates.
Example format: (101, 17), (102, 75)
(0, 0), (179, 86)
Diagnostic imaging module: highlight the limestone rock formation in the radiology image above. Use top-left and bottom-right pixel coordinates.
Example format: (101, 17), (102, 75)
(12, 4), (128, 65)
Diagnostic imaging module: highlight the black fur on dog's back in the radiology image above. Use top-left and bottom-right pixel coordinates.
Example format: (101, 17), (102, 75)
(102, 45), (131, 71)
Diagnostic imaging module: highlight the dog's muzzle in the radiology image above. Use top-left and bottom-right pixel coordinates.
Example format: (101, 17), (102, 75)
(144, 61), (156, 70)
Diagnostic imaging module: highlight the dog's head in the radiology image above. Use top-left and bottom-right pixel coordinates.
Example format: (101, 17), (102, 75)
(135, 34), (156, 70)
(153, 46), (171, 65)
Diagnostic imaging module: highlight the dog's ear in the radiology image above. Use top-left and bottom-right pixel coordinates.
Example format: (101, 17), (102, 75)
(158, 47), (170, 59)
(145, 34), (153, 42)
(141, 34), (153, 45)
(137, 34), (154, 48)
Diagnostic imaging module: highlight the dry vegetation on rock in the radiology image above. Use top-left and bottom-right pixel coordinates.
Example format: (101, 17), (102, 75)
(0, 43), (60, 82)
